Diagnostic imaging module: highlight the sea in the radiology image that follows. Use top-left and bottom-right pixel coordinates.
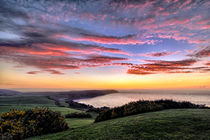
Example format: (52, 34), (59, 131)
(74, 89), (210, 108)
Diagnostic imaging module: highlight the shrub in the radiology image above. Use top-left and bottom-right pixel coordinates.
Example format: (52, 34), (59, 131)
(95, 100), (208, 122)
(65, 112), (91, 118)
(0, 108), (69, 140)
(87, 106), (110, 113)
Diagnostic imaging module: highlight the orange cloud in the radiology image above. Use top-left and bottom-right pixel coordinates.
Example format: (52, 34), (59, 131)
(126, 59), (208, 75)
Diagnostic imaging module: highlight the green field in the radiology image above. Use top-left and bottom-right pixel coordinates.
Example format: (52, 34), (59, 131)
(0, 96), (54, 114)
(0, 96), (82, 114)
(0, 96), (55, 106)
(0, 96), (95, 129)
(28, 109), (210, 140)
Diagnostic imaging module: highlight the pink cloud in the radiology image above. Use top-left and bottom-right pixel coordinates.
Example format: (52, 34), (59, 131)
(164, 18), (189, 26)
(43, 43), (129, 55)
(53, 34), (146, 45)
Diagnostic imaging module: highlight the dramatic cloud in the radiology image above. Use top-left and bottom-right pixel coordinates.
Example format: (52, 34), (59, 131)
(0, 0), (209, 75)
(0, 48), (128, 74)
(127, 59), (209, 75)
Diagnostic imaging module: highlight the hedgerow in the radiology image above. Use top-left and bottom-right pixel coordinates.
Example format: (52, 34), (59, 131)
(95, 100), (207, 122)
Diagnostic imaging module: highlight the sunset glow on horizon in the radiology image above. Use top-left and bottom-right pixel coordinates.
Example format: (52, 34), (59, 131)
(0, 0), (210, 89)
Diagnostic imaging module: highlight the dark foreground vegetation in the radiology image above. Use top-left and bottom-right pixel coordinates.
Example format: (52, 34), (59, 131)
(65, 112), (91, 118)
(0, 109), (69, 140)
(95, 99), (208, 122)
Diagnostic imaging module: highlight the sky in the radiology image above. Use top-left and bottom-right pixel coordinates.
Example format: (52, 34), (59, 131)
(0, 0), (210, 90)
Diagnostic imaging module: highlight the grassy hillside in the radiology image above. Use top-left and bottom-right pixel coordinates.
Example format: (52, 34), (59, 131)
(28, 109), (210, 140)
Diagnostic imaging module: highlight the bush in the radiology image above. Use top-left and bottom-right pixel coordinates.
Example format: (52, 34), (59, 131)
(87, 106), (110, 113)
(0, 108), (69, 140)
(65, 112), (91, 118)
(95, 100), (207, 122)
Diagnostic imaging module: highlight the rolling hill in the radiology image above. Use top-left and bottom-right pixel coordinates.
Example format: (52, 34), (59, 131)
(28, 109), (210, 140)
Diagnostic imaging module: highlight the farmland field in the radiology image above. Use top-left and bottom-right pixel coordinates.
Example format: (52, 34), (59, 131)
(0, 95), (95, 128)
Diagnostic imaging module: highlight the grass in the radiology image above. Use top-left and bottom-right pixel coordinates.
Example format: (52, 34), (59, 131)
(27, 109), (210, 140)
(0, 96), (83, 115)
(0, 105), (34, 114)
(0, 106), (81, 115)
(59, 101), (69, 107)
(64, 111), (98, 128)
(48, 107), (82, 115)
(0, 96), (55, 115)
(65, 118), (95, 129)
(0, 96), (55, 106)
(0, 95), (95, 130)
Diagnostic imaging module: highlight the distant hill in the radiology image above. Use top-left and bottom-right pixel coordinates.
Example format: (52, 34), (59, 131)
(26, 90), (118, 100)
(0, 89), (21, 96)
